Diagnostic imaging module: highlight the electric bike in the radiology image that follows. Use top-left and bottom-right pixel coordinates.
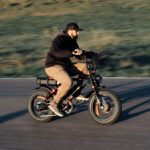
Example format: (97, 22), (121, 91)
(28, 52), (122, 125)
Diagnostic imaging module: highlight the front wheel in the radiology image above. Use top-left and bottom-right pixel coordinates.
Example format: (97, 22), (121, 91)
(89, 88), (122, 125)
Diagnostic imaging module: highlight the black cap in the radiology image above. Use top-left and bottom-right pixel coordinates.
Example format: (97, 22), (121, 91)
(65, 23), (83, 31)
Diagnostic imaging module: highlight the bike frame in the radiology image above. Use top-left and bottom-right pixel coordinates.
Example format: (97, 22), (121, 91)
(28, 51), (121, 124)
(36, 53), (103, 104)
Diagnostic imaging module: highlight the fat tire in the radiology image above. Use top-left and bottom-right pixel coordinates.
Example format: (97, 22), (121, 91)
(28, 88), (54, 122)
(89, 88), (122, 125)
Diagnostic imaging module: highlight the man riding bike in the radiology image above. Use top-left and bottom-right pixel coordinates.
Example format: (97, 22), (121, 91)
(45, 23), (92, 117)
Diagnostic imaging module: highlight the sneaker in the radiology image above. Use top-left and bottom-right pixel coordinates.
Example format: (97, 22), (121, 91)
(48, 102), (63, 117)
(76, 95), (89, 101)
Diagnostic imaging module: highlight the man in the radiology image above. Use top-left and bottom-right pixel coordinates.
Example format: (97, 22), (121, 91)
(45, 23), (89, 117)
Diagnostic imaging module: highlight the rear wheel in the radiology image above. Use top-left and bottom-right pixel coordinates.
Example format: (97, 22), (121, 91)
(89, 88), (121, 125)
(28, 88), (55, 122)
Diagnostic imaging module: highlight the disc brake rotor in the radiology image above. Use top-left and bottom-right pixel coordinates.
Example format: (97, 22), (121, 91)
(95, 99), (110, 116)
(101, 102), (109, 112)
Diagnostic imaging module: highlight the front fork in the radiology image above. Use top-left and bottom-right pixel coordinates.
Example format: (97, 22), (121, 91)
(93, 86), (106, 106)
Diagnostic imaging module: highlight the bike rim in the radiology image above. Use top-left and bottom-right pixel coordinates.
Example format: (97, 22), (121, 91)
(31, 93), (53, 119)
(91, 92), (118, 122)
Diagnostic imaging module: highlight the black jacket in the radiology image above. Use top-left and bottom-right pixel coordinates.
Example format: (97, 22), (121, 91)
(45, 32), (79, 68)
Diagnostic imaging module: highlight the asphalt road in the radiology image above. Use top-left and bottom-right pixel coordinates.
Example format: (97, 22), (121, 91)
(0, 78), (150, 150)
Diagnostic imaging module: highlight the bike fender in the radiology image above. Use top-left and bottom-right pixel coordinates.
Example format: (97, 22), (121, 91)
(33, 85), (52, 93)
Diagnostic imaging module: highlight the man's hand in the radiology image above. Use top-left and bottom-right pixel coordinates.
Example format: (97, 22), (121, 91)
(72, 49), (83, 56)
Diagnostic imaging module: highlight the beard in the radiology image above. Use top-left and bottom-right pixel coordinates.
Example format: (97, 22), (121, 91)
(72, 35), (78, 39)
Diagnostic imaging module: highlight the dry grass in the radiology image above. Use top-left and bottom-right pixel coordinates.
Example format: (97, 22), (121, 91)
(119, 59), (135, 69)
(0, 0), (85, 19)
(80, 30), (120, 50)
(0, 0), (150, 77)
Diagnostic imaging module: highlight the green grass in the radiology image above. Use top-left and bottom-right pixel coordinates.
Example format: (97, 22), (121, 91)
(0, 0), (150, 77)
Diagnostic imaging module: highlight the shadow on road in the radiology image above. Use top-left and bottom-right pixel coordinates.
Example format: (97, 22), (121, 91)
(0, 84), (149, 124)
(118, 85), (150, 122)
(0, 109), (28, 124)
(119, 85), (150, 103)
(119, 99), (150, 122)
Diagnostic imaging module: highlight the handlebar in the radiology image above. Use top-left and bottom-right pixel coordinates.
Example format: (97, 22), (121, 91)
(82, 50), (98, 57)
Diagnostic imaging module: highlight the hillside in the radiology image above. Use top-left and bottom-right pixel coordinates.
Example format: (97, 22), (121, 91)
(0, 0), (150, 77)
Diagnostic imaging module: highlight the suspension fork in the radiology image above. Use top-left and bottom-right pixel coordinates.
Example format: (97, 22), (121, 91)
(88, 74), (103, 105)
(85, 53), (101, 101)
